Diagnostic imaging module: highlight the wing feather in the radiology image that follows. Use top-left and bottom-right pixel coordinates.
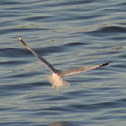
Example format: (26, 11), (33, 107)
(60, 62), (111, 76)
(19, 36), (56, 73)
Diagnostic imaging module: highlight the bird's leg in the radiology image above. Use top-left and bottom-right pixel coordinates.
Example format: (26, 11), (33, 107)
(52, 84), (54, 88)
(57, 86), (59, 91)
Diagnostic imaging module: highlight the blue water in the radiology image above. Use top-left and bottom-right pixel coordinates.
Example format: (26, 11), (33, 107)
(1, 0), (126, 126)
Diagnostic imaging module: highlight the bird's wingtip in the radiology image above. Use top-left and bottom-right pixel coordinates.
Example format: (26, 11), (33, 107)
(101, 61), (112, 67)
(19, 36), (22, 41)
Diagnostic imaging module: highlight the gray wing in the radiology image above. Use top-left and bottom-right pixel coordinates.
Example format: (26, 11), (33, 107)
(60, 62), (111, 76)
(19, 36), (57, 73)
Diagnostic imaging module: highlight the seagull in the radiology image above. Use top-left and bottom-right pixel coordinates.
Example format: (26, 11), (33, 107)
(19, 36), (111, 91)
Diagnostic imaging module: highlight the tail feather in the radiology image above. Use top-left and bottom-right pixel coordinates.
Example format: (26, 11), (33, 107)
(46, 73), (70, 87)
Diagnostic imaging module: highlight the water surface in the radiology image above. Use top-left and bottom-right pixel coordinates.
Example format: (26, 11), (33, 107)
(1, 0), (126, 126)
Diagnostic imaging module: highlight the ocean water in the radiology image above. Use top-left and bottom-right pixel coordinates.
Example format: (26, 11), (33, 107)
(1, 0), (126, 126)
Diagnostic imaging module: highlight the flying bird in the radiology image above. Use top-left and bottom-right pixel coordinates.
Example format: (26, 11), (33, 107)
(19, 36), (111, 91)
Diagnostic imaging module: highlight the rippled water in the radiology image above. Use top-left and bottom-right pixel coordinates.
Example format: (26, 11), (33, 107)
(1, 0), (126, 126)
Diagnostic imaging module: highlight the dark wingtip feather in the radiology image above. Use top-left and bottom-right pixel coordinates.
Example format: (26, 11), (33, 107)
(100, 61), (112, 67)
(19, 36), (28, 47)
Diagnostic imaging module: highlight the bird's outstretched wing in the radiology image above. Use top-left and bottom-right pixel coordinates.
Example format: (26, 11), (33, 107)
(60, 62), (111, 76)
(19, 36), (57, 73)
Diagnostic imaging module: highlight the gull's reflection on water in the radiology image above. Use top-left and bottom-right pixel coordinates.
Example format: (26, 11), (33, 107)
(48, 122), (70, 126)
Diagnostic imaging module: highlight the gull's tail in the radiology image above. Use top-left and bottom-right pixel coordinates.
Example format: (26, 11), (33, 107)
(46, 73), (70, 91)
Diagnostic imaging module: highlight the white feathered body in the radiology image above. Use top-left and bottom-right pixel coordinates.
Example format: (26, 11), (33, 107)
(47, 73), (70, 87)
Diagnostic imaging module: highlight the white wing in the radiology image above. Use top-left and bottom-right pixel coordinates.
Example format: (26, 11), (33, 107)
(19, 36), (57, 73)
(60, 62), (111, 76)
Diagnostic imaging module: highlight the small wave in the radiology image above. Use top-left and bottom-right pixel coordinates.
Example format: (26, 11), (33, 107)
(88, 26), (126, 36)
(63, 42), (86, 47)
(0, 28), (49, 35)
(99, 26), (126, 33)
(24, 16), (52, 21)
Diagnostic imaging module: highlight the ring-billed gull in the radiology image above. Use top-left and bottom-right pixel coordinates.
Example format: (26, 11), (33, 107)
(19, 36), (111, 91)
